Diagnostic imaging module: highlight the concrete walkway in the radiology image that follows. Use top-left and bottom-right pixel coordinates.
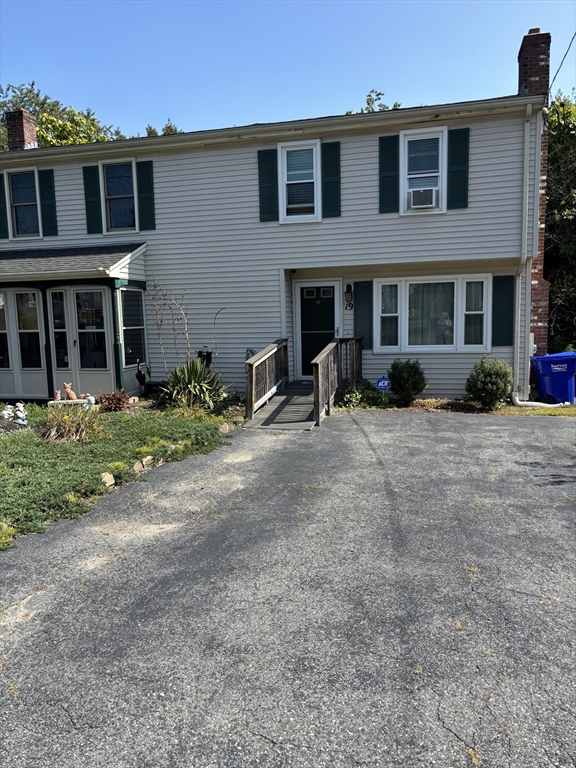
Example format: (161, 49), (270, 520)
(1, 411), (575, 767)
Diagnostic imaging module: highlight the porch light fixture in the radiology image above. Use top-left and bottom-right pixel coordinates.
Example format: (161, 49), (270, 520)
(344, 284), (354, 310)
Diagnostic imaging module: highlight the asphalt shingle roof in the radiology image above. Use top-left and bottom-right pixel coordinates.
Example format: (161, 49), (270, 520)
(0, 243), (146, 278)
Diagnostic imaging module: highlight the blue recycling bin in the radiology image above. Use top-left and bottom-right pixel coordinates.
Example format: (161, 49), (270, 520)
(531, 351), (576, 404)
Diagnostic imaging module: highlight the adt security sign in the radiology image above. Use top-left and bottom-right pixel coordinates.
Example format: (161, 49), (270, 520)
(376, 376), (391, 392)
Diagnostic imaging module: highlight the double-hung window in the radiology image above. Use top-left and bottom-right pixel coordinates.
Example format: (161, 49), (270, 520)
(374, 276), (490, 352)
(1, 168), (58, 240)
(400, 127), (447, 213)
(278, 140), (321, 222)
(104, 163), (136, 230)
(82, 160), (155, 235)
(9, 171), (40, 236)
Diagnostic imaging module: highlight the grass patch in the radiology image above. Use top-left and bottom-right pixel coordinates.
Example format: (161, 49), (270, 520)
(0, 409), (224, 549)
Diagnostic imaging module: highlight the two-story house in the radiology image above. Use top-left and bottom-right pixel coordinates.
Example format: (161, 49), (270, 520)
(0, 29), (551, 404)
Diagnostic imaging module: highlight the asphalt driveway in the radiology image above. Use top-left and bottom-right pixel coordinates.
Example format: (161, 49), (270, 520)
(1, 411), (575, 768)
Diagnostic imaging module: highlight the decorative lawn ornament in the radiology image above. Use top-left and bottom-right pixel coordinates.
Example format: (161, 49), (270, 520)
(63, 382), (78, 400)
(14, 402), (28, 425)
(1, 405), (14, 420)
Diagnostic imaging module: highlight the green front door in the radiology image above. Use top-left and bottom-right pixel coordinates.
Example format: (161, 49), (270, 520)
(300, 286), (336, 376)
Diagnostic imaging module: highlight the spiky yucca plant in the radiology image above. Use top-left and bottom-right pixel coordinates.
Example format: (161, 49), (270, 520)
(160, 358), (228, 410)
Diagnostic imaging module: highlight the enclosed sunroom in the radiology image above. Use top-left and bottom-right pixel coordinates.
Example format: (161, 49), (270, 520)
(0, 243), (148, 401)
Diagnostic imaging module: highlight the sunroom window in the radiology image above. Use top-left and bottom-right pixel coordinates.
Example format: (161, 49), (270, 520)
(0, 293), (9, 369)
(121, 290), (146, 366)
(16, 291), (42, 368)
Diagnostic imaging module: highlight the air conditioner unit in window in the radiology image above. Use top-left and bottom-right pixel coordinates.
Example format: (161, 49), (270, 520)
(409, 188), (438, 209)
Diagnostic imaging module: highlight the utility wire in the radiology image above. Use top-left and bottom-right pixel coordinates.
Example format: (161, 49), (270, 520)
(549, 31), (576, 95)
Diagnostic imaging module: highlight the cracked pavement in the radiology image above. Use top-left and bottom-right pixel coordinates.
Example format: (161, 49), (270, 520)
(1, 410), (575, 767)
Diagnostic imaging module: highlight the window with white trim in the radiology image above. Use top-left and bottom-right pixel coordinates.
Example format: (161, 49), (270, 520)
(16, 291), (43, 368)
(400, 127), (447, 214)
(120, 289), (146, 366)
(374, 276), (490, 352)
(278, 140), (321, 223)
(7, 171), (40, 237)
(102, 162), (136, 230)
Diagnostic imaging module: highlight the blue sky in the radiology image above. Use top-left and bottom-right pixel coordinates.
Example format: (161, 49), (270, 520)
(1, 0), (574, 137)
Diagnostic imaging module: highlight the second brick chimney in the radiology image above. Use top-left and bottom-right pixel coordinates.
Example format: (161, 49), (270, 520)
(518, 28), (551, 98)
(5, 108), (38, 151)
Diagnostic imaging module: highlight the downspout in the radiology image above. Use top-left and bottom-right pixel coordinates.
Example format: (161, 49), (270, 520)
(511, 104), (567, 408)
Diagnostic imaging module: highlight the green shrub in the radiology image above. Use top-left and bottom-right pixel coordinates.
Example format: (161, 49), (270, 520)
(160, 358), (228, 410)
(342, 379), (389, 409)
(465, 356), (513, 409)
(388, 359), (428, 406)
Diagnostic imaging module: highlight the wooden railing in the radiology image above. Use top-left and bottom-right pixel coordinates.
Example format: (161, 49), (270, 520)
(338, 336), (363, 389)
(312, 336), (363, 425)
(245, 338), (289, 419)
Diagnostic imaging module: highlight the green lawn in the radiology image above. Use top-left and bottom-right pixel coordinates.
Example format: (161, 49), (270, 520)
(0, 408), (226, 549)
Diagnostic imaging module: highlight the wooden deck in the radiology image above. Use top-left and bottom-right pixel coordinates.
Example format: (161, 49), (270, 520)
(244, 382), (315, 430)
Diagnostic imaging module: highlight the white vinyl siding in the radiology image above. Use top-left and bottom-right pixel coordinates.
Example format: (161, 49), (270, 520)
(2, 111), (538, 396)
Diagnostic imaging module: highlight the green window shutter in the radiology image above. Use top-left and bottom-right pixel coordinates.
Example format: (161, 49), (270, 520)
(379, 135), (399, 213)
(136, 160), (156, 231)
(82, 166), (103, 234)
(492, 275), (515, 346)
(354, 281), (373, 349)
(258, 149), (279, 222)
(321, 142), (341, 217)
(447, 128), (469, 209)
(0, 175), (8, 239)
(38, 169), (58, 236)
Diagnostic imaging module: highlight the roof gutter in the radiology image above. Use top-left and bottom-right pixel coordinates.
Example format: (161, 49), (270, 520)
(0, 95), (546, 166)
(1, 269), (111, 282)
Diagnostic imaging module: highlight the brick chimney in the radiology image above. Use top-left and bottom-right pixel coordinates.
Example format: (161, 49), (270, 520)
(517, 29), (552, 357)
(5, 108), (38, 151)
(518, 28), (551, 98)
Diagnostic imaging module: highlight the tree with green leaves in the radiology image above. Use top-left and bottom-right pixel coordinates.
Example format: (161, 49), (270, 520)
(347, 89), (401, 115)
(145, 119), (184, 137)
(544, 90), (576, 351)
(0, 82), (125, 150)
(1, 82), (185, 149)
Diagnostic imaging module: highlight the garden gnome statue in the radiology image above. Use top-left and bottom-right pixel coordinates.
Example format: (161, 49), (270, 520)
(82, 395), (96, 410)
(63, 382), (78, 400)
(1, 405), (14, 420)
(14, 402), (28, 426)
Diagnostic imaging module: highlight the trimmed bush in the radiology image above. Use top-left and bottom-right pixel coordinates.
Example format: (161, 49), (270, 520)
(388, 359), (428, 406)
(465, 356), (513, 409)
